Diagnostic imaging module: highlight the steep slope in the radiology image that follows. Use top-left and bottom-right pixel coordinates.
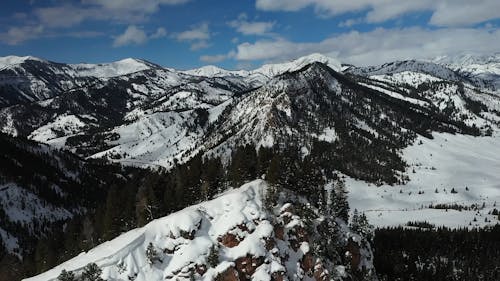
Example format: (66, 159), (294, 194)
(2, 58), (497, 183)
(0, 133), (128, 260)
(24, 180), (376, 281)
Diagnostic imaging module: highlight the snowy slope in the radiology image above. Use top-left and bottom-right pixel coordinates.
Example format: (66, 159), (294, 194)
(68, 58), (158, 78)
(0, 56), (160, 107)
(24, 180), (375, 281)
(433, 53), (500, 91)
(184, 53), (341, 81)
(347, 132), (500, 228)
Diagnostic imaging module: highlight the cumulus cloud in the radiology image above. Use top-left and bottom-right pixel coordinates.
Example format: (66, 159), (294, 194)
(174, 23), (211, 50)
(0, 25), (44, 45)
(112, 25), (168, 47)
(255, 0), (500, 27)
(151, 27), (167, 39)
(228, 14), (275, 36)
(230, 27), (500, 66)
(113, 25), (148, 47)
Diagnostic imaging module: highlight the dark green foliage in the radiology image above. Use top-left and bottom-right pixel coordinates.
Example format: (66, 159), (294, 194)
(206, 245), (219, 268)
(146, 242), (160, 265)
(375, 225), (500, 281)
(351, 210), (374, 242)
(406, 221), (435, 229)
(330, 180), (350, 222)
(81, 263), (103, 281)
(57, 269), (76, 281)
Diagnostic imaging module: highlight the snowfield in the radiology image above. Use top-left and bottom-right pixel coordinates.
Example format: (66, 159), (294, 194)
(347, 133), (500, 229)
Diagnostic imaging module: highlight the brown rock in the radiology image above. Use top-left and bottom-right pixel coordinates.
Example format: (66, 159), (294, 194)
(218, 233), (241, 248)
(301, 253), (315, 274)
(347, 239), (361, 269)
(235, 254), (264, 279)
(313, 261), (329, 281)
(271, 272), (285, 281)
(195, 264), (207, 276)
(216, 267), (239, 281)
(274, 225), (284, 240)
(264, 237), (276, 251)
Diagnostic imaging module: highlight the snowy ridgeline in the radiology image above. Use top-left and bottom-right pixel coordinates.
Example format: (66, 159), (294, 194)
(24, 180), (374, 281)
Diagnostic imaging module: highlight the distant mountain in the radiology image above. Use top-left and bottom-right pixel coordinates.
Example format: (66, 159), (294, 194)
(0, 56), (160, 107)
(433, 53), (500, 90)
(1, 53), (500, 281)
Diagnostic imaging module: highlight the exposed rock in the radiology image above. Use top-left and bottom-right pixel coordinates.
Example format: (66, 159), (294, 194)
(216, 267), (239, 281)
(347, 238), (361, 269)
(274, 225), (284, 240)
(219, 233), (241, 248)
(235, 254), (264, 279)
(301, 253), (315, 274)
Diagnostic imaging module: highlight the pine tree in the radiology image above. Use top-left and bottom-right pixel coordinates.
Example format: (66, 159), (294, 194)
(207, 245), (219, 268)
(81, 263), (103, 281)
(330, 180), (349, 222)
(57, 270), (76, 281)
(146, 242), (160, 265)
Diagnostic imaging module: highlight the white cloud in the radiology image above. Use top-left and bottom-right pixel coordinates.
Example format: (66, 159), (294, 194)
(228, 14), (275, 36)
(113, 25), (148, 47)
(175, 23), (210, 41)
(0, 25), (44, 45)
(174, 23), (211, 50)
(200, 54), (228, 63)
(151, 27), (167, 39)
(112, 26), (167, 47)
(35, 0), (190, 28)
(255, 0), (500, 27)
(231, 27), (500, 66)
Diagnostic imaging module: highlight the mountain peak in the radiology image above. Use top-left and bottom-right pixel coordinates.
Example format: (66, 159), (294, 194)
(254, 53), (342, 77)
(69, 58), (156, 78)
(0, 55), (44, 68)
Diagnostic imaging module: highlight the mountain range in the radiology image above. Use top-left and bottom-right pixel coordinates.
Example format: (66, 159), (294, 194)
(0, 52), (499, 281)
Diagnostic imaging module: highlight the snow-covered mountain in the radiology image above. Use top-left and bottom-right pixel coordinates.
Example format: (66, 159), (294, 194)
(433, 53), (500, 90)
(2, 54), (498, 172)
(2, 52), (500, 280)
(0, 56), (160, 107)
(24, 180), (376, 281)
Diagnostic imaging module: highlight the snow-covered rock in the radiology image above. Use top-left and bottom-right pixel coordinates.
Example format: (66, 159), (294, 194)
(24, 180), (375, 281)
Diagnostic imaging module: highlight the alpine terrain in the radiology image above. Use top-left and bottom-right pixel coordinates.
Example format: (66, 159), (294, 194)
(0, 52), (499, 281)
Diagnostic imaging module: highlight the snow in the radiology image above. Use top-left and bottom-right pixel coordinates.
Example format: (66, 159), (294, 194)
(0, 183), (72, 225)
(0, 227), (19, 257)
(359, 82), (428, 107)
(23, 180), (272, 281)
(254, 53), (342, 77)
(184, 53), (342, 80)
(29, 115), (88, 142)
(0, 55), (43, 70)
(347, 133), (500, 228)
(69, 58), (153, 78)
(315, 127), (337, 143)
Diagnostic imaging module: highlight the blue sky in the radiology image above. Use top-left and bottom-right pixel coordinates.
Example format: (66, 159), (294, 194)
(0, 0), (499, 69)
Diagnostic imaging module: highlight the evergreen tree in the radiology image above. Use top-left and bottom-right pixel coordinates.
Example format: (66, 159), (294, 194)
(330, 180), (349, 222)
(207, 245), (219, 268)
(81, 263), (103, 281)
(146, 242), (160, 265)
(57, 269), (76, 281)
